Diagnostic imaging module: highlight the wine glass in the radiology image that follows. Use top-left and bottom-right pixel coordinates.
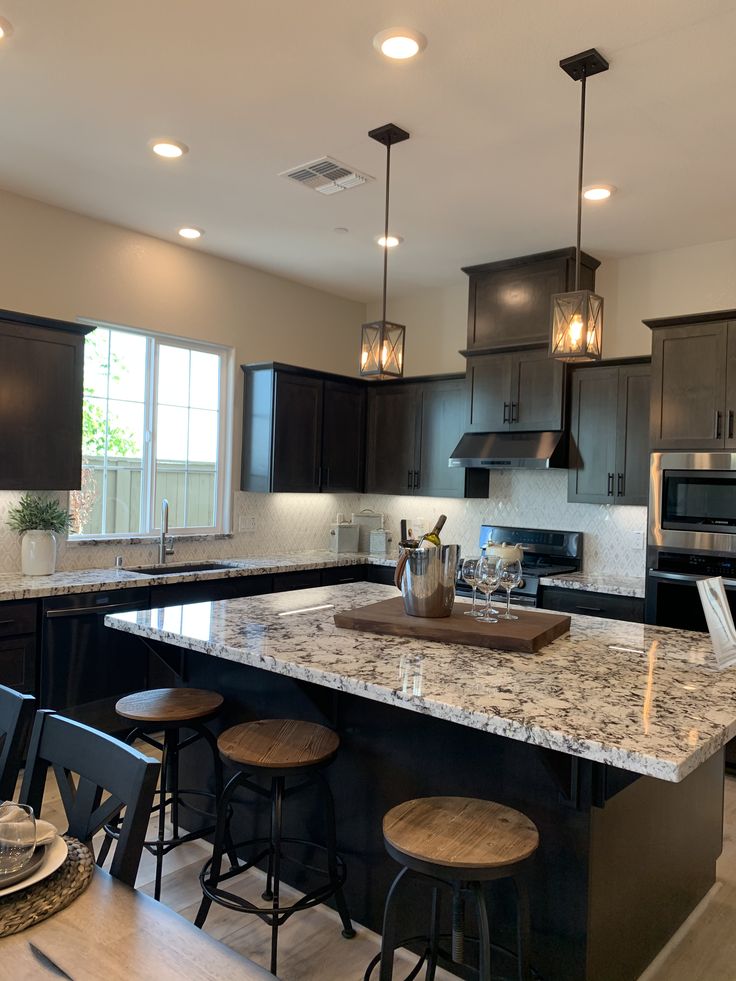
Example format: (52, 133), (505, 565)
(0, 802), (36, 875)
(496, 557), (523, 621)
(460, 557), (482, 616)
(475, 556), (501, 623)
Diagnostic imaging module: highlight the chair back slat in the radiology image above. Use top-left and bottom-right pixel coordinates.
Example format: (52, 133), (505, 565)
(0, 684), (35, 800)
(20, 711), (159, 885)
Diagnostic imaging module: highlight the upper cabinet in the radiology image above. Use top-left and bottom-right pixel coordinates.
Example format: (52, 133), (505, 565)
(647, 314), (736, 450)
(0, 309), (92, 490)
(365, 376), (488, 498)
(463, 248), (600, 354)
(241, 363), (365, 493)
(466, 348), (565, 433)
(568, 361), (651, 506)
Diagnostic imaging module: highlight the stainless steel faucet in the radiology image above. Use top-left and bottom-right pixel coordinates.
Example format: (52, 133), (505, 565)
(158, 498), (175, 564)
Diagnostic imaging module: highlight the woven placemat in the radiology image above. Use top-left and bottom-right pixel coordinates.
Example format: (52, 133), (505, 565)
(0, 835), (95, 937)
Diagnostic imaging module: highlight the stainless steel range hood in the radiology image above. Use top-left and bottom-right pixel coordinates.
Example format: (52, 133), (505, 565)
(449, 431), (567, 469)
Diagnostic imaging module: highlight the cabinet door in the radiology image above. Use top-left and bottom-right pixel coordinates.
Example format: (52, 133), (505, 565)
(568, 366), (619, 504)
(365, 386), (419, 495)
(465, 353), (513, 432)
(509, 349), (565, 431)
(0, 320), (86, 490)
(467, 257), (567, 351)
(416, 379), (466, 498)
(615, 364), (651, 505)
(271, 374), (323, 492)
(726, 323), (736, 450)
(0, 635), (36, 694)
(321, 380), (365, 492)
(650, 322), (728, 449)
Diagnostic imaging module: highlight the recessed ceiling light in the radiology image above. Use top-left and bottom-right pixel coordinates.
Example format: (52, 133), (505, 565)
(583, 184), (616, 201)
(373, 28), (427, 60)
(150, 138), (189, 159)
(375, 234), (403, 248)
(0, 17), (13, 39)
(178, 227), (203, 240)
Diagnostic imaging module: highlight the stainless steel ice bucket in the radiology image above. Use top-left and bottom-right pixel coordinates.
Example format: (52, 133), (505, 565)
(399, 544), (459, 618)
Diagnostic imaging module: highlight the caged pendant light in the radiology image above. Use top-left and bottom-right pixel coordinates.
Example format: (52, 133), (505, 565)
(550, 48), (610, 362)
(360, 123), (409, 378)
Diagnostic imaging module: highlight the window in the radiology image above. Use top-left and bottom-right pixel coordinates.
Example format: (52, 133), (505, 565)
(70, 322), (231, 538)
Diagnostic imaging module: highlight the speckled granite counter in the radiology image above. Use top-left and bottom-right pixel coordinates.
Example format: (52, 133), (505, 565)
(0, 551), (396, 602)
(540, 571), (646, 599)
(107, 582), (729, 783)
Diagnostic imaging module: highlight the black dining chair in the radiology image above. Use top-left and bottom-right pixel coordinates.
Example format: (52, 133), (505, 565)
(0, 683), (35, 801)
(19, 710), (160, 886)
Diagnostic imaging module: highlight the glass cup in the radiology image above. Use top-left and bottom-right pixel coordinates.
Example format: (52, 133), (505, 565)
(0, 802), (36, 875)
(460, 557), (482, 616)
(475, 556), (501, 623)
(496, 557), (523, 621)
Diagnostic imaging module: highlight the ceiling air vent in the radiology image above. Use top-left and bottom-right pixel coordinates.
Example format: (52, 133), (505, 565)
(280, 157), (373, 195)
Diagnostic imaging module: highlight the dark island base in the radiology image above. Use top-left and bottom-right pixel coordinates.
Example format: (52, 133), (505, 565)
(163, 645), (724, 981)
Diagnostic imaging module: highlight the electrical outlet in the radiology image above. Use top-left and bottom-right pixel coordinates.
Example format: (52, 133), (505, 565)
(631, 531), (644, 550)
(239, 515), (257, 534)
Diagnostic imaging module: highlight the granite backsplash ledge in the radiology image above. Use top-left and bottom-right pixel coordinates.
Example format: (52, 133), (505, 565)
(0, 471), (647, 578)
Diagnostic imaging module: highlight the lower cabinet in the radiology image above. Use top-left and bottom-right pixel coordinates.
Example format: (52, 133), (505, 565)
(0, 601), (37, 695)
(540, 586), (644, 623)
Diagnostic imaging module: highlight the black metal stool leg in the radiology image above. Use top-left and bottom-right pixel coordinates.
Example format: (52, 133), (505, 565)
(195, 770), (243, 928)
(377, 866), (409, 981)
(169, 727), (180, 840)
(426, 886), (441, 981)
(469, 883), (492, 981)
(153, 730), (172, 901)
(513, 875), (531, 981)
(317, 772), (355, 939)
(269, 776), (284, 977)
(451, 886), (466, 964)
(262, 783), (275, 902)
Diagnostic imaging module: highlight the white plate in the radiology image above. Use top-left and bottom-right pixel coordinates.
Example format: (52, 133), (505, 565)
(0, 836), (68, 898)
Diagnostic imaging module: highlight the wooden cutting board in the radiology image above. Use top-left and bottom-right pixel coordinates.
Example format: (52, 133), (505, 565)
(334, 596), (571, 654)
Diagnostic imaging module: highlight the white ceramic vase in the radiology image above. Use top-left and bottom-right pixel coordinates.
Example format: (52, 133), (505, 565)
(21, 530), (57, 576)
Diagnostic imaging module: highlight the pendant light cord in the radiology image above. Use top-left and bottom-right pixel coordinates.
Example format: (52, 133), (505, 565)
(575, 70), (587, 292)
(382, 141), (391, 324)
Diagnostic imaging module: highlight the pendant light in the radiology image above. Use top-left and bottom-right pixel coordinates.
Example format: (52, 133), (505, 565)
(360, 123), (409, 378)
(550, 48), (609, 362)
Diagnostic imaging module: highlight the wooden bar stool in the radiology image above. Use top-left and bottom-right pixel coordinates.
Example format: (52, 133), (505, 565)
(367, 796), (539, 981)
(196, 718), (355, 977)
(99, 687), (228, 900)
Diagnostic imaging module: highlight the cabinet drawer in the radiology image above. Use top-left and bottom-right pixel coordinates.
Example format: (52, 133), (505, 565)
(273, 570), (322, 592)
(321, 565), (371, 586)
(0, 601), (37, 637)
(0, 635), (37, 694)
(540, 586), (644, 623)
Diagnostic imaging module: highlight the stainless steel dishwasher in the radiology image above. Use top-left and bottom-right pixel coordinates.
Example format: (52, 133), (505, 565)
(40, 586), (151, 734)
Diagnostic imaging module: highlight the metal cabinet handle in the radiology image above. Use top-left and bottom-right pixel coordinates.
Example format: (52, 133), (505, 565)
(576, 605), (603, 614)
(407, 469), (413, 490)
(511, 402), (519, 423)
(716, 410), (723, 440)
(0, 619), (16, 627)
(729, 410), (735, 440)
(503, 402), (510, 424)
(607, 473), (614, 496)
(617, 473), (624, 496)
(414, 470), (421, 490)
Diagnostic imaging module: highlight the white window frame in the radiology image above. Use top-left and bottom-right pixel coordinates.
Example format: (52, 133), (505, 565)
(70, 318), (233, 540)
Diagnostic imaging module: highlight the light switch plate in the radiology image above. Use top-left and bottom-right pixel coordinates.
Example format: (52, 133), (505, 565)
(239, 515), (257, 534)
(631, 531), (644, 550)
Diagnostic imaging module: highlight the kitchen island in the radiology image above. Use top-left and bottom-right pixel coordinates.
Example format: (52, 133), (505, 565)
(107, 583), (734, 981)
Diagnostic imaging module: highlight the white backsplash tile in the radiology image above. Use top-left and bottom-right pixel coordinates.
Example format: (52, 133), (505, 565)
(0, 472), (647, 578)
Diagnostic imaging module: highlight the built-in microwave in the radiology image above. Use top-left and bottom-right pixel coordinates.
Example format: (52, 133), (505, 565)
(649, 452), (736, 553)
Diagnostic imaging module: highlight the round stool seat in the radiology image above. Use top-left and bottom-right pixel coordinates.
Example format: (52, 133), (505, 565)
(383, 796), (539, 872)
(218, 719), (339, 770)
(115, 687), (224, 723)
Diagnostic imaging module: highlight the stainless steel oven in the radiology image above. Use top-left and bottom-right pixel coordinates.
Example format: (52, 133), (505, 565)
(649, 451), (736, 554)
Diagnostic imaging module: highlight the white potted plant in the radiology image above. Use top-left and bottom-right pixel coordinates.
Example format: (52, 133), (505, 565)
(7, 494), (70, 576)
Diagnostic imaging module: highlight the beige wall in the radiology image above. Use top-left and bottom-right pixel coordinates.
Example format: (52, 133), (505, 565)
(370, 237), (736, 374)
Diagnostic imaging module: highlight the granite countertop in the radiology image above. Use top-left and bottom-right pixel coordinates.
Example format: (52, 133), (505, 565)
(0, 551), (396, 602)
(106, 582), (733, 784)
(540, 572), (646, 599)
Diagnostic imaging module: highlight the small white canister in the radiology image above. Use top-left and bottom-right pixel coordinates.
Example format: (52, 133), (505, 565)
(328, 523), (360, 554)
(21, 530), (58, 576)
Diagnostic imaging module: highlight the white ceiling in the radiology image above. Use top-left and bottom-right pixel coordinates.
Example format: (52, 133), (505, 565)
(0, 0), (735, 301)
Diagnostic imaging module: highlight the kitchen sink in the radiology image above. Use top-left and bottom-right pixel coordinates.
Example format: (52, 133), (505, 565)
(123, 561), (243, 576)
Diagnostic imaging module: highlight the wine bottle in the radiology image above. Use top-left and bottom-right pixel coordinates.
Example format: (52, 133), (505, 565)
(421, 514), (447, 547)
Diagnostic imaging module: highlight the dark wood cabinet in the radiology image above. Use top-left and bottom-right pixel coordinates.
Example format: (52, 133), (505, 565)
(463, 248), (599, 354)
(540, 586), (644, 623)
(365, 377), (488, 498)
(241, 363), (365, 494)
(647, 313), (736, 450)
(568, 360), (651, 506)
(466, 348), (565, 433)
(0, 600), (38, 695)
(0, 309), (93, 490)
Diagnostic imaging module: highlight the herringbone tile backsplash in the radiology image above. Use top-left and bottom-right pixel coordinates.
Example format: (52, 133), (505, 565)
(0, 471), (647, 578)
